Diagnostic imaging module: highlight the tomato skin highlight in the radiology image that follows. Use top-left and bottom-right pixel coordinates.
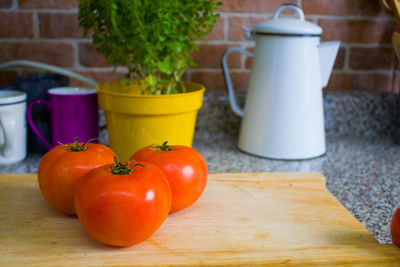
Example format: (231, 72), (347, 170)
(74, 162), (172, 247)
(38, 143), (115, 215)
(391, 206), (400, 248)
(130, 145), (207, 213)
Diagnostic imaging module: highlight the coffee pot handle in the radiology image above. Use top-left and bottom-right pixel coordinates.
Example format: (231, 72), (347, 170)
(222, 47), (254, 117)
(26, 99), (53, 151)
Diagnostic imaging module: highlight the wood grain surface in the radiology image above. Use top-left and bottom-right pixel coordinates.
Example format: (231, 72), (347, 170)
(0, 172), (399, 266)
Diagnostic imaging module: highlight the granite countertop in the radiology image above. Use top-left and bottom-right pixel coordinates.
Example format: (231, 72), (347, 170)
(0, 90), (399, 245)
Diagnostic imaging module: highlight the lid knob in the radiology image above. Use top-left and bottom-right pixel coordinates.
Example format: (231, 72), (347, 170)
(273, 4), (305, 21)
(251, 4), (322, 36)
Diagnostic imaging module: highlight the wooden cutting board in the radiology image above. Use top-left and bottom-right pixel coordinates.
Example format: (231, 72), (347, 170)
(0, 172), (399, 266)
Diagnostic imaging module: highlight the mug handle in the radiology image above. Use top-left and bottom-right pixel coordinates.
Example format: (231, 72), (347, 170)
(221, 47), (254, 117)
(27, 99), (52, 151)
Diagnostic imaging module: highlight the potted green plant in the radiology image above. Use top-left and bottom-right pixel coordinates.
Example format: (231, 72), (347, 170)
(78, 0), (221, 160)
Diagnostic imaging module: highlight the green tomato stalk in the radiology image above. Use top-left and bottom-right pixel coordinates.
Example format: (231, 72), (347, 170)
(111, 156), (146, 175)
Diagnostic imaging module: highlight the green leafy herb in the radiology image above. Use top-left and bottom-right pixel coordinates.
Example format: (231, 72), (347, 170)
(78, 0), (222, 95)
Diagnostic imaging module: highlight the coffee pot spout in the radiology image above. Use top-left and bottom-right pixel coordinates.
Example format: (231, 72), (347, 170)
(318, 41), (340, 88)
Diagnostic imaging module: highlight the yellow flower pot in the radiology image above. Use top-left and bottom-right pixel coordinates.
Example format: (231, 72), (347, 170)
(97, 80), (205, 161)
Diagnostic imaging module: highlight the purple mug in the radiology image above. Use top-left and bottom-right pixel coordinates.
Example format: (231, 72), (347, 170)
(27, 87), (99, 150)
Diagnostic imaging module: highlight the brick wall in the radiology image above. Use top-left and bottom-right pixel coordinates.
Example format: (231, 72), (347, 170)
(0, 0), (398, 93)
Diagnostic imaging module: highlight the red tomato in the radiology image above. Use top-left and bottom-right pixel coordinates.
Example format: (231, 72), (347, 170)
(74, 159), (171, 247)
(391, 205), (400, 248)
(38, 140), (115, 215)
(130, 142), (207, 213)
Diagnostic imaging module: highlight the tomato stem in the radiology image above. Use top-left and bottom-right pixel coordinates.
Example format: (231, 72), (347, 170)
(153, 141), (172, 151)
(111, 156), (145, 175)
(58, 136), (91, 152)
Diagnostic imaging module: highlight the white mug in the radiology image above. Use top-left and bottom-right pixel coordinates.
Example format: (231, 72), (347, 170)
(0, 90), (27, 164)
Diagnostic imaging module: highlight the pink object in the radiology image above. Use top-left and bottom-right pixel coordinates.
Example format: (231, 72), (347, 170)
(26, 87), (99, 150)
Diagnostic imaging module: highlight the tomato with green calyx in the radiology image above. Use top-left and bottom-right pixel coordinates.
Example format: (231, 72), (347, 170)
(130, 141), (207, 213)
(74, 157), (172, 247)
(38, 137), (115, 215)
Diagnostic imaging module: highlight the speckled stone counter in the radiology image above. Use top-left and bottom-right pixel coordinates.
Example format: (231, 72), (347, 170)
(0, 90), (399, 245)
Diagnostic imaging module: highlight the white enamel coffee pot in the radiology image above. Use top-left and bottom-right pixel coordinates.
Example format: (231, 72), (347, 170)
(222, 4), (340, 159)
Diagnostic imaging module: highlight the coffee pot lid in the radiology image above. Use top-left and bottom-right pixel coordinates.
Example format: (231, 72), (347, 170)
(253, 4), (322, 36)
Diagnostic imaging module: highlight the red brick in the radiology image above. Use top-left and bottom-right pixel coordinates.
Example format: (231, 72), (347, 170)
(0, 71), (19, 87)
(392, 70), (400, 93)
(395, 56), (400, 70)
(190, 70), (250, 92)
(228, 16), (266, 41)
(333, 46), (346, 70)
(0, 42), (75, 67)
(245, 47), (255, 69)
(303, 0), (390, 16)
(0, 12), (34, 38)
(79, 43), (109, 67)
(206, 16), (226, 41)
(393, 47), (400, 62)
(19, 0), (78, 9)
(190, 71), (224, 91)
(219, 0), (297, 13)
(19, 69), (48, 76)
(229, 71), (250, 92)
(319, 18), (396, 44)
(70, 70), (126, 87)
(349, 47), (395, 70)
(39, 13), (83, 38)
(192, 44), (242, 69)
(325, 72), (392, 92)
(0, 0), (12, 8)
